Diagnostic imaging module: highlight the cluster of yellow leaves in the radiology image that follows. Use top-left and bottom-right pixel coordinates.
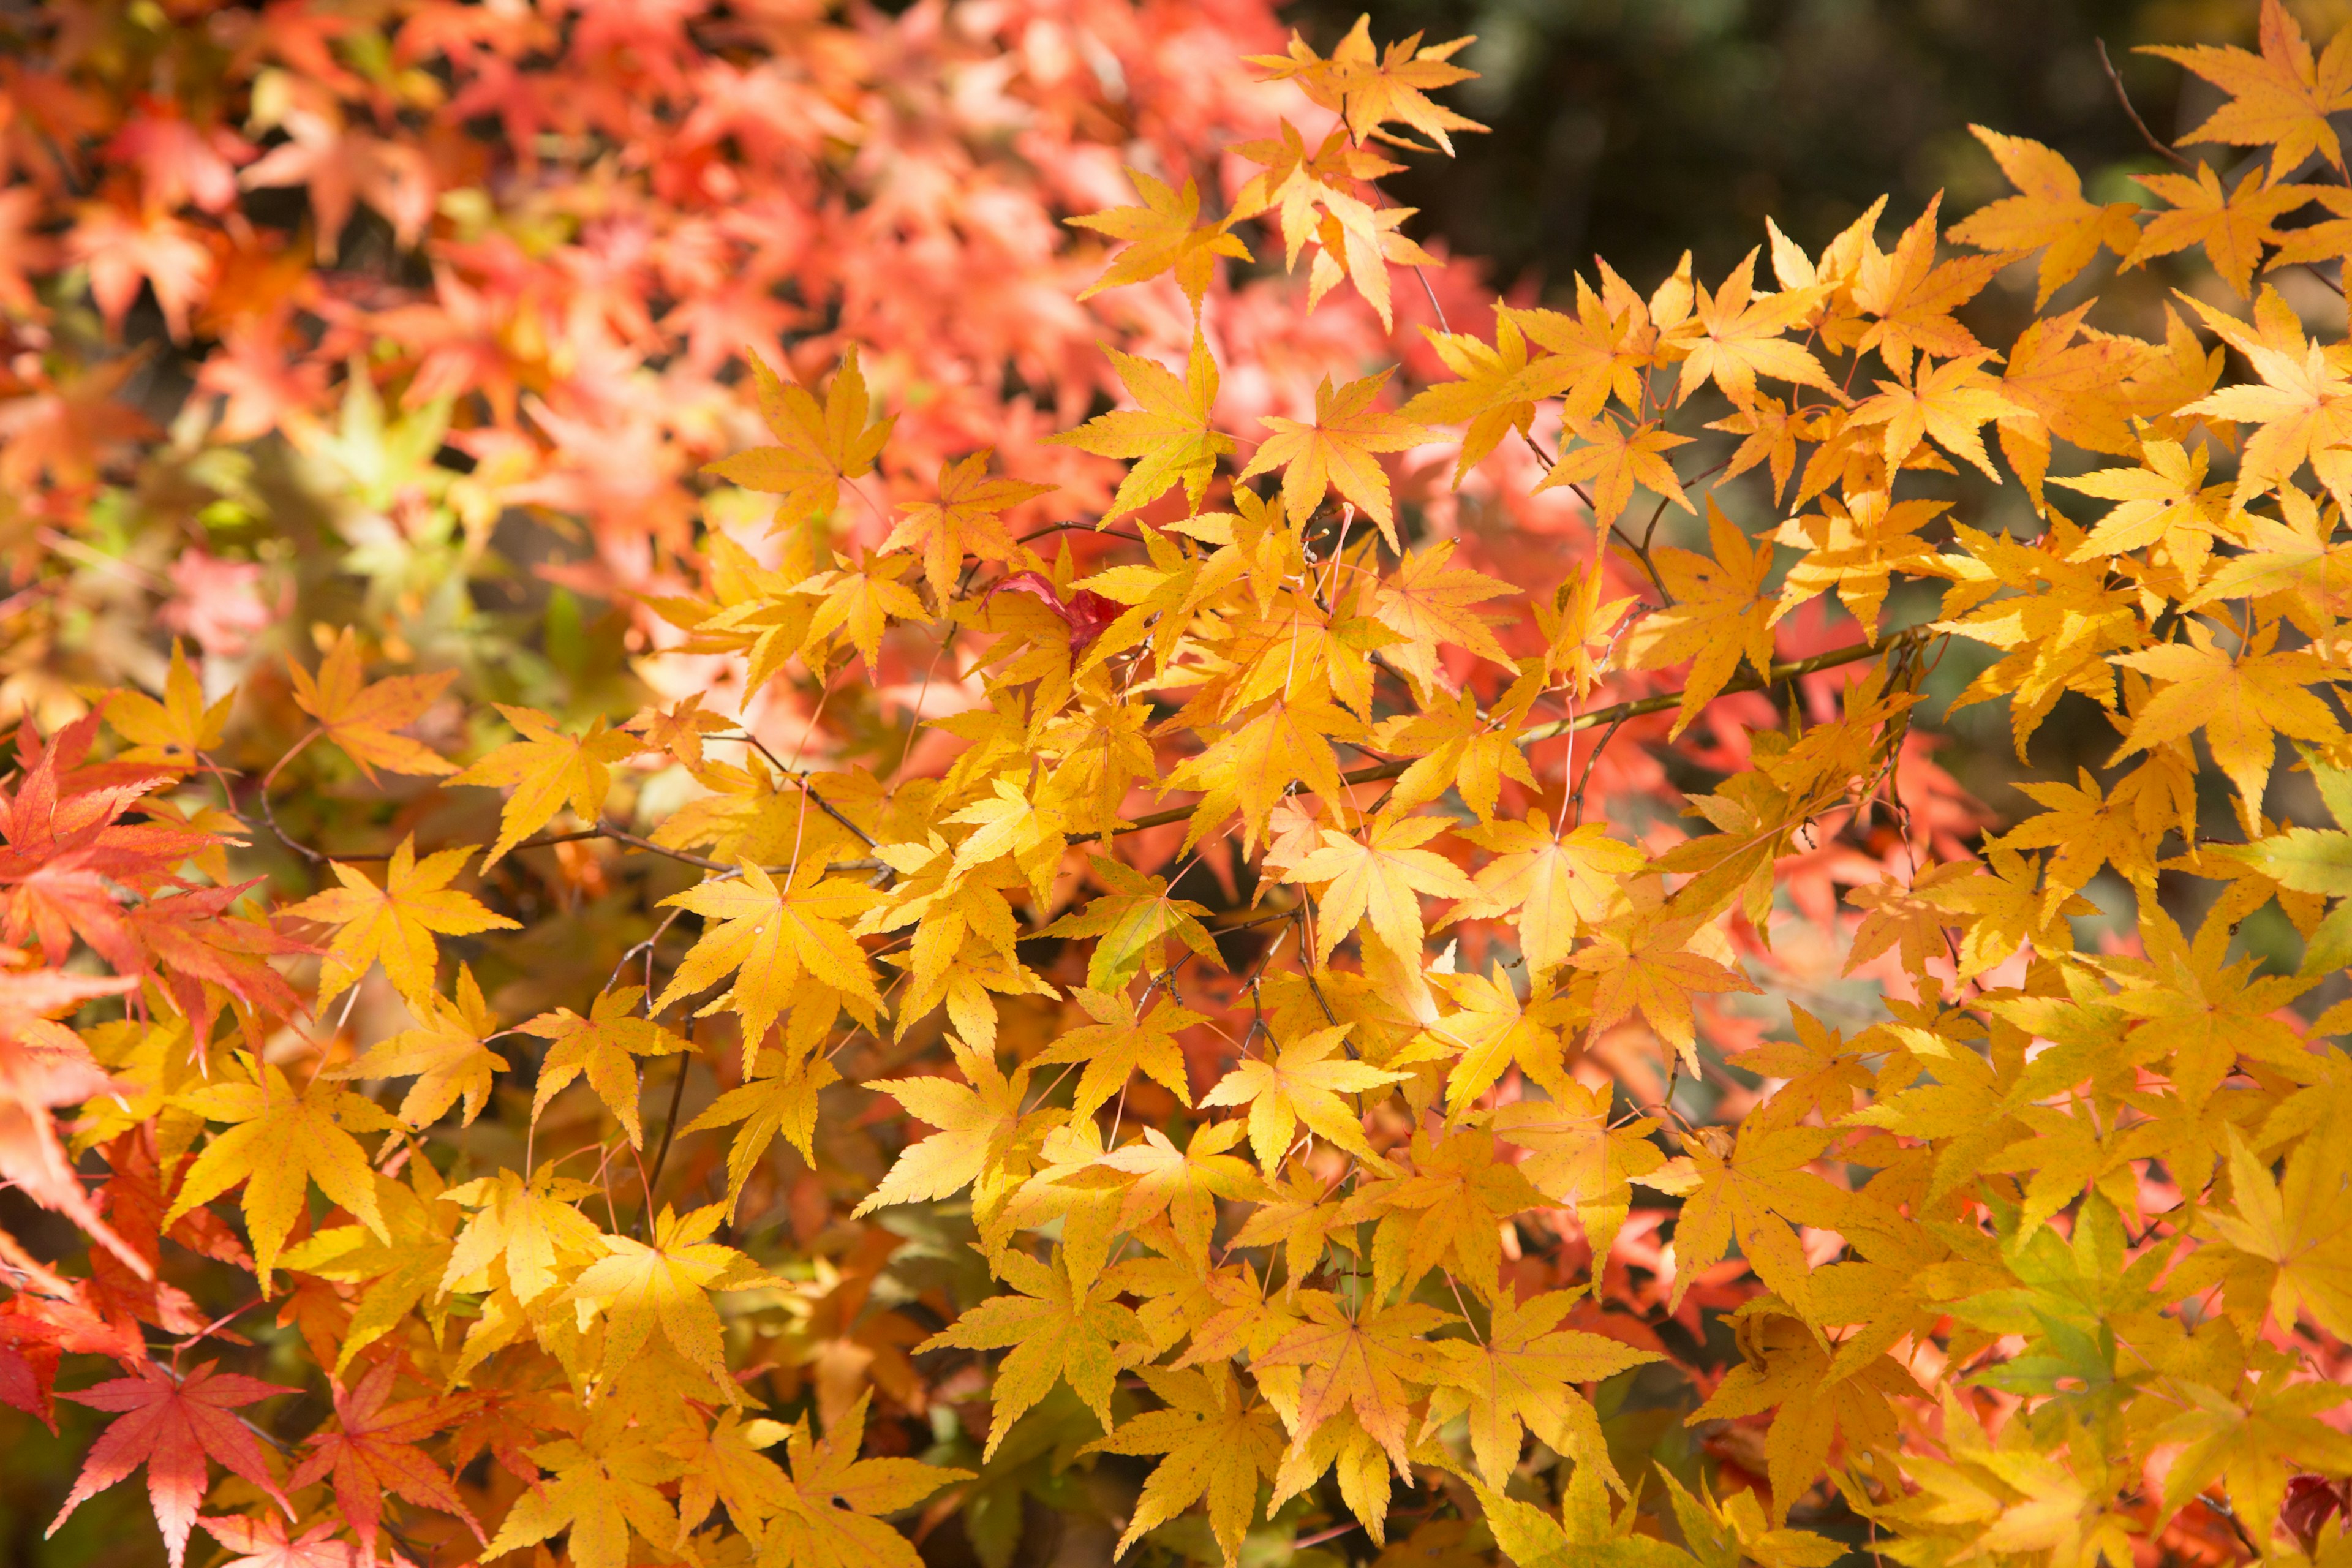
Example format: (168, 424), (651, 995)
(31, 10), (2352, 1568)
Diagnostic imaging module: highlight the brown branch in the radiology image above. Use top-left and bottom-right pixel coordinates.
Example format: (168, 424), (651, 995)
(2098, 39), (2192, 171)
(1074, 624), (1931, 844)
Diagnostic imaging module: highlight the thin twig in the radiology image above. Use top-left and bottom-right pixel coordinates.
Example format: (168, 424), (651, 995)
(1071, 624), (1931, 845)
(2097, 39), (2192, 170)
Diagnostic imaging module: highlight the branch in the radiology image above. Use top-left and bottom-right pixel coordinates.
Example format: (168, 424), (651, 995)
(1072, 623), (1932, 843)
(2097, 39), (2192, 171)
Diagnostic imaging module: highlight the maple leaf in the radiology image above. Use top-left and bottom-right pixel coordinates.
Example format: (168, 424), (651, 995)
(1370, 538), (1513, 688)
(1070, 169), (1253, 314)
(1450, 816), (1643, 979)
(1034, 857), (1218, 992)
(1849, 353), (2024, 480)
(1667, 1124), (1845, 1314)
(2112, 620), (2346, 826)
(1287, 813), (1477, 966)
(681, 1049), (844, 1214)
(170, 1058), (398, 1286)
(516, 986), (690, 1147)
(1539, 415), (1693, 532)
(2179, 286), (2352, 505)
(1427, 1289), (1659, 1490)
(657, 862), (883, 1066)
(287, 1357), (481, 1556)
(2146, 0), (2352, 176)
(1254, 1291), (1450, 1472)
(1947, 127), (2144, 307)
(1672, 251), (1836, 409)
(1199, 1024), (1406, 1172)
(1047, 333), (1232, 521)
(918, 1248), (1141, 1456)
(761, 1393), (971, 1568)
(2055, 437), (2230, 587)
(439, 1163), (607, 1306)
(287, 629), (457, 782)
(195, 1515), (359, 1568)
(1403, 311), (1541, 481)
(1427, 967), (1580, 1110)
(881, 450), (1055, 606)
(105, 643), (233, 771)
(1033, 988), (1202, 1120)
(805, 547), (930, 670)
(50, 1362), (295, 1568)
(1253, 17), (1482, 154)
(1238, 370), (1430, 545)
(1849, 195), (2010, 377)
(448, 706), (643, 866)
(1771, 491), (1948, 636)
(1099, 1120), (1265, 1264)
(2129, 162), (2315, 297)
(280, 837), (518, 1009)
(858, 1040), (1053, 1217)
(567, 1205), (777, 1392)
(330, 962), (507, 1128)
(477, 1423), (684, 1568)
(1492, 1082), (1667, 1262)
(703, 346), (892, 530)
(1625, 500), (1777, 737)
(1084, 1364), (1283, 1567)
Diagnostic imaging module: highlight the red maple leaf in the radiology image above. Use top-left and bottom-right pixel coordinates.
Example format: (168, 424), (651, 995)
(288, 1357), (484, 1556)
(50, 1361), (296, 1568)
(197, 1514), (361, 1568)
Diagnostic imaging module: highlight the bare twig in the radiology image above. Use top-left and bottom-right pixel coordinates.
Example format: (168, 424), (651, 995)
(2097, 39), (2192, 170)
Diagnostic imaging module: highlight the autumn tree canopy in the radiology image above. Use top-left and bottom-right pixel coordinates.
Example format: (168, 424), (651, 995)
(6, 2), (2352, 1568)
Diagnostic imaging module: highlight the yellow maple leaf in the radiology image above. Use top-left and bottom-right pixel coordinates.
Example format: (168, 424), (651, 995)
(881, 450), (1055, 606)
(1452, 816), (1644, 978)
(330, 962), (507, 1128)
(280, 836), (518, 1008)
(1849, 353), (2024, 480)
(760, 1393), (971, 1568)
(918, 1248), (1142, 1457)
(2207, 1125), (2352, 1341)
(1286, 812), (1477, 966)
(1083, 1364), (1283, 1568)
(1069, 168), (1253, 314)
(2180, 285), (2352, 505)
(1046, 332), (1232, 521)
(2128, 162), (2316, 297)
(1250, 16), (1482, 155)
(858, 1039), (1052, 1217)
(1537, 414), (1692, 532)
(1198, 1023), (1406, 1172)
(565, 1204), (778, 1394)
(1625, 499), (1776, 737)
(104, 641), (232, 771)
(1253, 1292), (1450, 1474)
(2112, 619), (2347, 825)
(656, 862), (883, 1068)
(702, 345), (892, 530)
(2146, 0), (2352, 177)
(288, 627), (458, 782)
(1671, 249), (1837, 409)
(437, 1163), (606, 1305)
(516, 986), (690, 1147)
(1425, 1289), (1658, 1491)
(1947, 126), (2144, 307)
(1033, 989), (1202, 1121)
(1238, 369), (1430, 544)
(448, 706), (643, 866)
(1668, 1123), (1844, 1314)
(170, 1056), (399, 1287)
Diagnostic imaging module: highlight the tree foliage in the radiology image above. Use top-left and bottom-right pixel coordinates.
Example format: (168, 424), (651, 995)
(7, 3), (2352, 1568)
